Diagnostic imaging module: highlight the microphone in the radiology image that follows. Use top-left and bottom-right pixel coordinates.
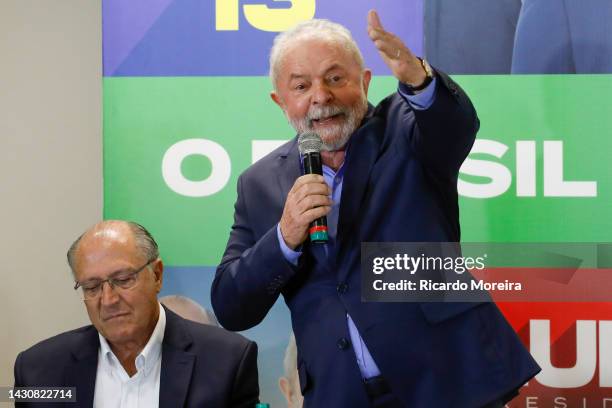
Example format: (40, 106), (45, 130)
(297, 132), (329, 243)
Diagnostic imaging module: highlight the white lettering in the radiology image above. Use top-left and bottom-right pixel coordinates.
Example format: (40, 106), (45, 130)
(459, 139), (512, 198)
(459, 139), (598, 198)
(516, 140), (536, 196)
(543, 141), (597, 197)
(531, 320), (596, 388)
(162, 139), (231, 197)
(599, 321), (612, 386)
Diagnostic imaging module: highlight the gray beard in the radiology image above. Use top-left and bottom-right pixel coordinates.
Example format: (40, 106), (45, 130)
(288, 96), (368, 151)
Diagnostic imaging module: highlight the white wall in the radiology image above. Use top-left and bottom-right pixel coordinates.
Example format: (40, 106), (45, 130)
(0, 0), (102, 394)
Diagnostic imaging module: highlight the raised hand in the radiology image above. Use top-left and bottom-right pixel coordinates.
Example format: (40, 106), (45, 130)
(367, 9), (427, 86)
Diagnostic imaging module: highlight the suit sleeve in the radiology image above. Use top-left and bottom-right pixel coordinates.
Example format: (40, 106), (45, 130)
(211, 175), (298, 331)
(14, 352), (23, 387)
(14, 352), (30, 408)
(404, 69), (479, 181)
(230, 341), (259, 408)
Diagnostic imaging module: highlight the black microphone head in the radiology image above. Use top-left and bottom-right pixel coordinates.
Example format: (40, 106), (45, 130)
(298, 132), (322, 155)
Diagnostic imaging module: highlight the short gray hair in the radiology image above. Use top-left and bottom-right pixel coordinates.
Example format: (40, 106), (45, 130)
(67, 220), (159, 275)
(269, 19), (365, 89)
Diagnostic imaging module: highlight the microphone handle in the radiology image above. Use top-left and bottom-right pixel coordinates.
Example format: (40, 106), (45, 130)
(302, 152), (329, 243)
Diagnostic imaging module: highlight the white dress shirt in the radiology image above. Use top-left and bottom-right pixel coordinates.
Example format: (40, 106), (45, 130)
(93, 304), (166, 408)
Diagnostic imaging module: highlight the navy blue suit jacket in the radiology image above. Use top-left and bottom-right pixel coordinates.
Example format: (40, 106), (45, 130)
(13, 307), (259, 407)
(212, 72), (540, 407)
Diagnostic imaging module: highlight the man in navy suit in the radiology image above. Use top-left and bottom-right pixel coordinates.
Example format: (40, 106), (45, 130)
(212, 10), (540, 407)
(14, 220), (259, 407)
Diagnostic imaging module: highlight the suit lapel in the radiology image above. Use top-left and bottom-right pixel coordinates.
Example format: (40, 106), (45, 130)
(276, 137), (302, 203)
(65, 327), (99, 408)
(159, 307), (196, 408)
(334, 114), (385, 273)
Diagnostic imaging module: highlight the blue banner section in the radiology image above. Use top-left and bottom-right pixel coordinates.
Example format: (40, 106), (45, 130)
(103, 0), (423, 76)
(424, 0), (612, 74)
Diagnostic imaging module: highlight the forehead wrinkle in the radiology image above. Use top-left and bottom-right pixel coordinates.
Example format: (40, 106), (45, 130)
(74, 224), (142, 275)
(282, 39), (349, 69)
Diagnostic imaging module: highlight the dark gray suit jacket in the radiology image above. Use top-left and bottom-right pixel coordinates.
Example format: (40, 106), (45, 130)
(14, 306), (259, 407)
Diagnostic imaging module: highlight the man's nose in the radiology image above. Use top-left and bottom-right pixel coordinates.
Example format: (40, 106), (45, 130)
(100, 281), (120, 305)
(312, 82), (333, 105)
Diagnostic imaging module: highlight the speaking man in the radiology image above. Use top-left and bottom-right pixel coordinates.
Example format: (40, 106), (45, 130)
(212, 11), (540, 407)
(14, 220), (259, 408)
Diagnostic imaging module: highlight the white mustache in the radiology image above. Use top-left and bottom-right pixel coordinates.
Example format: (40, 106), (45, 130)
(286, 94), (367, 151)
(307, 105), (347, 122)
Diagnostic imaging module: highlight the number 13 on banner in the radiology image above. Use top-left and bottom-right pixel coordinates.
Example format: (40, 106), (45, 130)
(216, 0), (315, 32)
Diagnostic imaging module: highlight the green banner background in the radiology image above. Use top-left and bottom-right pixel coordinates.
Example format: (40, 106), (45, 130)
(104, 75), (612, 266)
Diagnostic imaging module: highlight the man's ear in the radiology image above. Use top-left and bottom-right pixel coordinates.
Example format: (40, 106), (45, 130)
(271, 91), (285, 110)
(153, 259), (164, 293)
(362, 69), (372, 97)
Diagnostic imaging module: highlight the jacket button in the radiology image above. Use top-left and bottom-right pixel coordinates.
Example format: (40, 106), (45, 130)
(337, 337), (350, 350)
(337, 283), (348, 294)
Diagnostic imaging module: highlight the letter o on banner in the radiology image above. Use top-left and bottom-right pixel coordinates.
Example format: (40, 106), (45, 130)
(162, 139), (231, 197)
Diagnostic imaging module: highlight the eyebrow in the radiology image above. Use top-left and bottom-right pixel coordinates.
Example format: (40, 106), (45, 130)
(324, 64), (344, 74)
(288, 73), (308, 82)
(108, 268), (135, 277)
(287, 64), (347, 82)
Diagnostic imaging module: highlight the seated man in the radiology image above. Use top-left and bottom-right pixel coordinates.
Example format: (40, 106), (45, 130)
(14, 220), (259, 408)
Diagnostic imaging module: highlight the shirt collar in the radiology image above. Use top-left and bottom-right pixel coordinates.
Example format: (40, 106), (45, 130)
(139, 303), (165, 376)
(98, 303), (166, 378)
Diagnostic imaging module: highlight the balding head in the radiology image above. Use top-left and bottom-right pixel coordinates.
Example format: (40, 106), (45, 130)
(67, 220), (159, 277)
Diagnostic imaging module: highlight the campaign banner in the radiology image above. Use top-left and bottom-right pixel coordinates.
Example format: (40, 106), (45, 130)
(103, 0), (612, 405)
